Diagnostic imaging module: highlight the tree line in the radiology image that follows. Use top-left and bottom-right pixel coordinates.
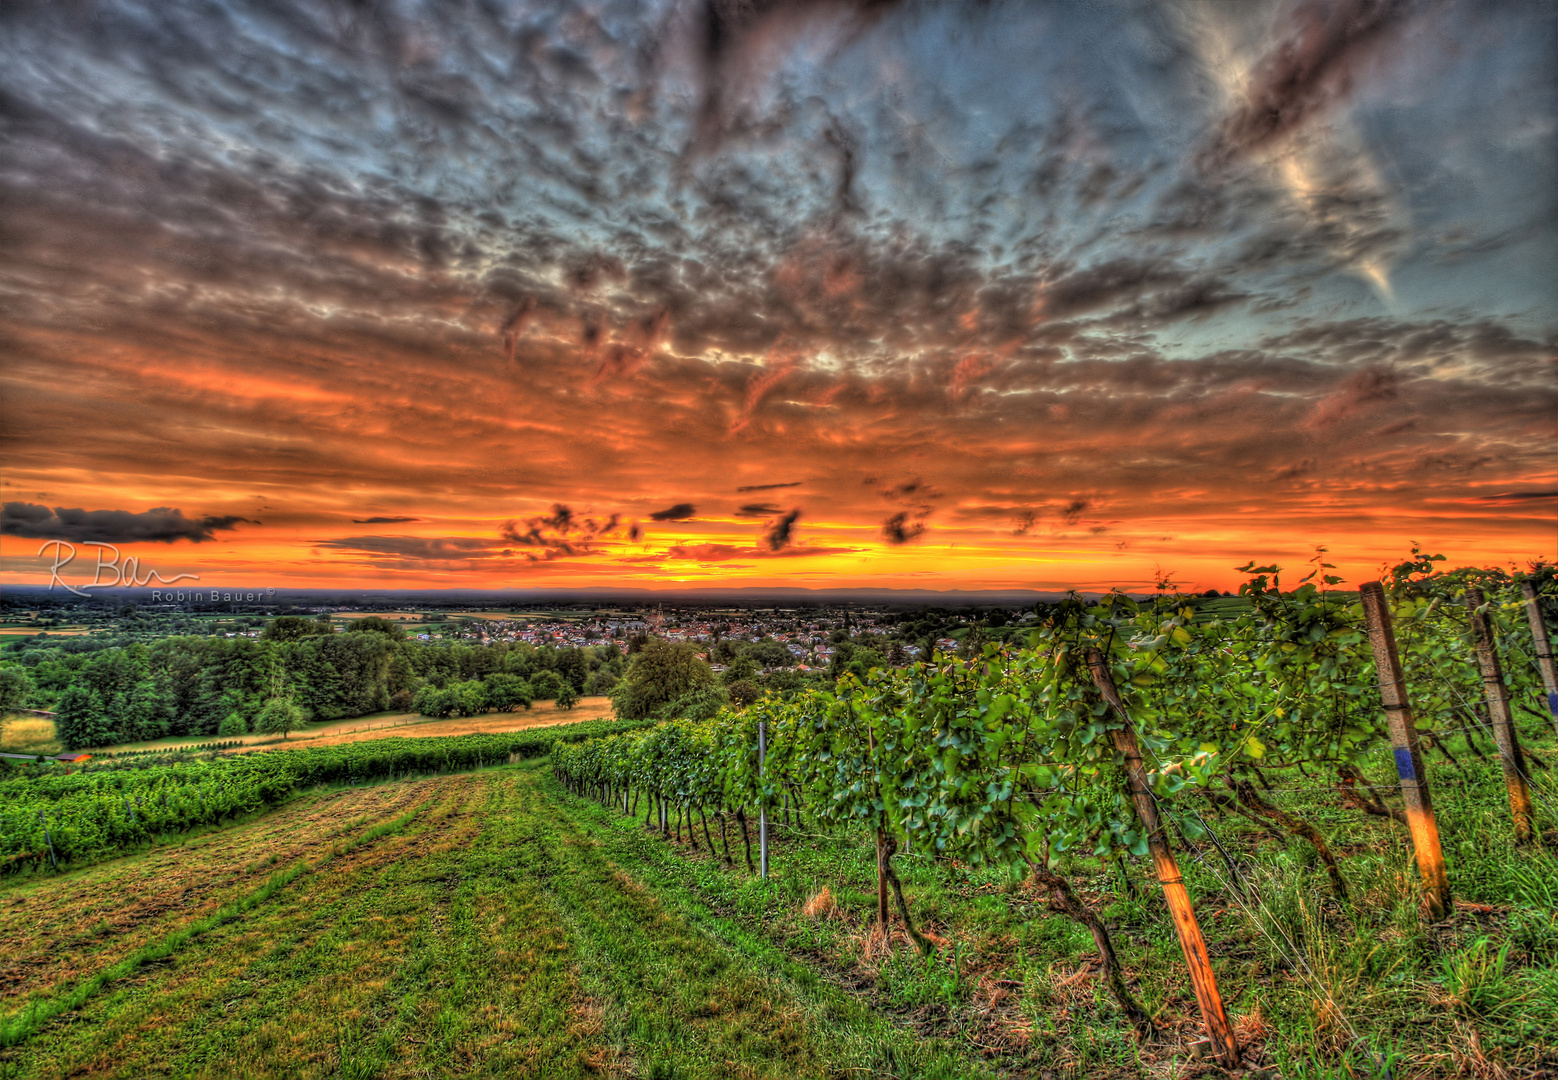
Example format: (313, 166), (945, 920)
(0, 616), (628, 749)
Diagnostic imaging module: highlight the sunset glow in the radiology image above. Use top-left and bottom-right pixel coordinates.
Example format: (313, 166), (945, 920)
(2, 1), (1553, 595)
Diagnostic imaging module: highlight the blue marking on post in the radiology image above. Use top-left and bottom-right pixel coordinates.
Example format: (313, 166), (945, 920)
(1548, 692), (1558, 719)
(1394, 746), (1416, 782)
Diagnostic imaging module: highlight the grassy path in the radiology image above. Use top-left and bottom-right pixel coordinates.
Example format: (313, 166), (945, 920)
(0, 764), (989, 1079)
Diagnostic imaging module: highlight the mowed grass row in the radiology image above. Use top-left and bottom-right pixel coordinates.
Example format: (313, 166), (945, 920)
(0, 781), (439, 1012)
(0, 764), (990, 1080)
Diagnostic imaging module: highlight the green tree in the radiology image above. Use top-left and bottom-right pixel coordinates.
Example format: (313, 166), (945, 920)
(530, 669), (566, 702)
(122, 678), (176, 742)
(721, 654), (759, 684)
(413, 684), (454, 719)
(611, 639), (716, 721)
(583, 668), (618, 696)
(55, 683), (111, 749)
(346, 615), (407, 639)
(255, 697), (305, 740)
(556, 648), (588, 692)
(1, 665), (35, 714)
(745, 639), (794, 669)
(450, 680), (488, 716)
(261, 616), (336, 642)
(483, 673), (533, 712)
(218, 711), (248, 736)
(554, 683), (580, 710)
(657, 683), (728, 721)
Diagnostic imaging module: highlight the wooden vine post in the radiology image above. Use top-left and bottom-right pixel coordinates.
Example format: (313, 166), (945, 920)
(1358, 582), (1450, 919)
(1521, 581), (1558, 732)
(1085, 650), (1240, 1069)
(757, 719), (769, 879)
(1465, 588), (1534, 843)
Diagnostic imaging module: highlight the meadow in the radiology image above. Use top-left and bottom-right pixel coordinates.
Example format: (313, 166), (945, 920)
(0, 719), (1553, 1079)
(0, 762), (985, 1080)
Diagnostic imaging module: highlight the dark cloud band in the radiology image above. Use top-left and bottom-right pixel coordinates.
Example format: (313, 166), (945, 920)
(1, 503), (254, 544)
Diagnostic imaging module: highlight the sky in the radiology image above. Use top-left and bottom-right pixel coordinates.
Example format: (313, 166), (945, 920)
(0, 0), (1553, 596)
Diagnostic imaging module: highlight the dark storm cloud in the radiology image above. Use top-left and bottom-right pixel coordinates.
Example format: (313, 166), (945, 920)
(352, 516), (421, 524)
(1, 503), (254, 544)
(760, 508), (802, 552)
(881, 511), (925, 545)
(735, 503), (782, 517)
(736, 482), (803, 492)
(648, 503), (697, 521)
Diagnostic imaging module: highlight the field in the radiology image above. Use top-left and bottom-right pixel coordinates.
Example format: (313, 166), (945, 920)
(82, 699), (619, 757)
(0, 629), (91, 638)
(0, 718), (59, 757)
(3, 580), (1555, 1077)
(329, 612), (428, 622)
(2, 724), (1555, 1079)
(0, 763), (977, 1080)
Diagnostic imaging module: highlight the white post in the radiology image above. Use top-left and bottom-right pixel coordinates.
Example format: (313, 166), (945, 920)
(758, 720), (769, 879)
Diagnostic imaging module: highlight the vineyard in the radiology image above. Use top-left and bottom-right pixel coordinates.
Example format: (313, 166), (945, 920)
(551, 560), (1558, 1076)
(0, 718), (650, 873)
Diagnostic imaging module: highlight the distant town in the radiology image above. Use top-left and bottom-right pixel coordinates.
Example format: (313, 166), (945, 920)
(0, 587), (1065, 666)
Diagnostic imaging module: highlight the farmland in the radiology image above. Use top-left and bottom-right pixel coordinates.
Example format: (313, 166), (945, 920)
(1, 731), (1555, 1079)
(0, 763), (985, 1080)
(546, 568), (1558, 1075)
(2, 566), (1555, 1078)
(86, 698), (619, 757)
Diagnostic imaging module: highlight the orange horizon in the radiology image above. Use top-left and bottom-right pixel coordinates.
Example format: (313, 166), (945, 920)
(4, 511), (1550, 596)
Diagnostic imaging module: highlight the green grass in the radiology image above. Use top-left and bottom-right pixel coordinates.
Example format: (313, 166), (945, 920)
(3, 724), (1554, 1078)
(0, 764), (994, 1080)
(0, 716), (61, 757)
(547, 722), (1558, 1078)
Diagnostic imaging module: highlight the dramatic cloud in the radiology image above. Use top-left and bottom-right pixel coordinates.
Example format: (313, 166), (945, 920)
(2, 503), (254, 544)
(881, 511), (926, 545)
(498, 505), (629, 560)
(1060, 500), (1091, 526)
(1200, 0), (1426, 171)
(761, 509), (803, 552)
(0, 1), (1551, 592)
